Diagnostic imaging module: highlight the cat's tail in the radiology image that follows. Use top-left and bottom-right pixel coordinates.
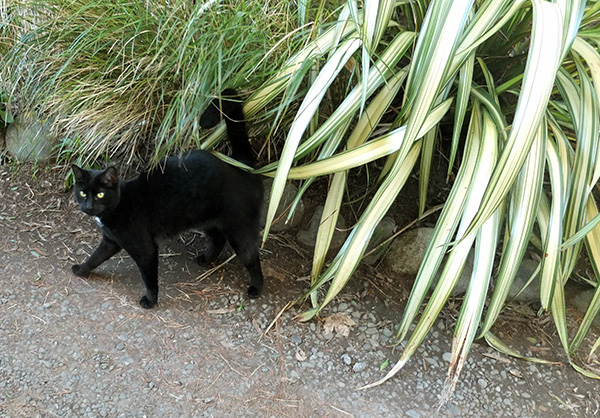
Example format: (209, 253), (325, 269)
(200, 89), (256, 167)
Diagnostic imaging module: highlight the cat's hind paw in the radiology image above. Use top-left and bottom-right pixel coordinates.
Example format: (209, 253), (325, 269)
(195, 253), (214, 265)
(139, 295), (157, 309)
(71, 264), (91, 277)
(247, 285), (262, 299)
(196, 245), (222, 265)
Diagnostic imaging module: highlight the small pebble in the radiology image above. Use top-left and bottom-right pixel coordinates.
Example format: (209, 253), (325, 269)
(352, 362), (366, 373)
(341, 353), (352, 365)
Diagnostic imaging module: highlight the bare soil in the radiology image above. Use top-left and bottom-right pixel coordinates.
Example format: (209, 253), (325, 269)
(1, 162), (600, 418)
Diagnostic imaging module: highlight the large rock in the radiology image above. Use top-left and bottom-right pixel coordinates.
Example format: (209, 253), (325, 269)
(384, 228), (548, 300)
(384, 227), (435, 275)
(431, 252), (474, 297)
(507, 258), (540, 303)
(5, 114), (55, 162)
(362, 216), (396, 265)
(297, 205), (348, 250)
(570, 289), (600, 327)
(384, 227), (472, 296)
(261, 179), (305, 232)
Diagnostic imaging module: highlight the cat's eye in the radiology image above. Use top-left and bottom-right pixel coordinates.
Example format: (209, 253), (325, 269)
(79, 191), (87, 198)
(96, 192), (105, 199)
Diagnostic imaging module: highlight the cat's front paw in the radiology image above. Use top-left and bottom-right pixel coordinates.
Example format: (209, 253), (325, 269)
(71, 264), (91, 277)
(247, 285), (262, 299)
(139, 295), (157, 309)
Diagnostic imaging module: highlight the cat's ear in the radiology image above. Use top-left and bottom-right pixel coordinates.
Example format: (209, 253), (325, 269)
(72, 165), (87, 182)
(100, 167), (119, 187)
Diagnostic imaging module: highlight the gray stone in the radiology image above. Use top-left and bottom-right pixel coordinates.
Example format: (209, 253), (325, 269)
(261, 178), (305, 232)
(447, 403), (461, 416)
(405, 410), (420, 418)
(429, 251), (474, 297)
(384, 228), (434, 275)
(385, 227), (473, 296)
(507, 258), (540, 303)
(352, 362), (366, 373)
(5, 113), (55, 162)
(363, 217), (397, 265)
(341, 353), (352, 365)
(297, 205), (348, 250)
(337, 302), (349, 312)
(571, 289), (600, 326)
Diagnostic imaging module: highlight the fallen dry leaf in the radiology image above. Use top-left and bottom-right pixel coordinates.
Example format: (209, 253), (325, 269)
(296, 348), (307, 362)
(323, 313), (356, 337)
(509, 369), (523, 379)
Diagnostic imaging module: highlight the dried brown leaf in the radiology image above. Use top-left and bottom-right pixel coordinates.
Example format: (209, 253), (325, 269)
(323, 313), (356, 337)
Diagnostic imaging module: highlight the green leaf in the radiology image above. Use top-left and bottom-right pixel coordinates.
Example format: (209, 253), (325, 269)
(397, 103), (487, 341)
(448, 51), (474, 177)
(262, 36), (362, 242)
(480, 125), (545, 334)
(309, 143), (422, 313)
(467, 0), (568, 234)
(388, 106), (499, 387)
(0, 109), (14, 124)
(484, 333), (561, 365)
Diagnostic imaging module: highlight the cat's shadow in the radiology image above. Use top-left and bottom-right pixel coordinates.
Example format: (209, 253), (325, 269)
(75, 236), (251, 306)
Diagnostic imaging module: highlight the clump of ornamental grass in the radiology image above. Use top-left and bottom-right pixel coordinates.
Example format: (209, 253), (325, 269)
(4, 0), (326, 164)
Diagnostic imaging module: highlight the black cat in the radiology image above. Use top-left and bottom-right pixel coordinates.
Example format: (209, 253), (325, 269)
(71, 89), (264, 309)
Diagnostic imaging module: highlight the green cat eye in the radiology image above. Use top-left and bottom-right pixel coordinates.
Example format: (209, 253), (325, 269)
(97, 192), (105, 199)
(79, 191), (87, 198)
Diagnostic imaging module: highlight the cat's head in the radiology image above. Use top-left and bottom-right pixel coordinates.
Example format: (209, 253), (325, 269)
(72, 165), (120, 217)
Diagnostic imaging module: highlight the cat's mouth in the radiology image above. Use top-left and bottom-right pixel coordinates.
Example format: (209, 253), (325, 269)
(81, 206), (101, 216)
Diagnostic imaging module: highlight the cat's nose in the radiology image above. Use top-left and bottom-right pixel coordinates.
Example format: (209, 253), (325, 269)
(81, 203), (94, 215)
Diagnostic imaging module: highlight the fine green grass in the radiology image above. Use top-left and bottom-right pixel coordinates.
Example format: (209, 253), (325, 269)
(2, 0), (332, 164)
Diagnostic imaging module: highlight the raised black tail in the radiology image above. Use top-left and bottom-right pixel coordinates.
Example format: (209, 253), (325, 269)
(200, 89), (256, 167)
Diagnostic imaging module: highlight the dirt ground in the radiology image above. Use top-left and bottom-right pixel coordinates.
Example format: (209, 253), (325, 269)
(1, 162), (600, 418)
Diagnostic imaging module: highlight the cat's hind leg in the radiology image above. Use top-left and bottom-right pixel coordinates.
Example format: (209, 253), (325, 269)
(196, 227), (226, 264)
(226, 226), (263, 299)
(72, 235), (121, 277)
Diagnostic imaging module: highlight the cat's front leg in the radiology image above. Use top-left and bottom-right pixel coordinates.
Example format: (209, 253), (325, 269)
(123, 241), (160, 309)
(72, 236), (121, 277)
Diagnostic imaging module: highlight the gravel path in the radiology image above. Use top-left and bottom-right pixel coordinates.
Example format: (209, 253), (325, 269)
(1, 165), (599, 418)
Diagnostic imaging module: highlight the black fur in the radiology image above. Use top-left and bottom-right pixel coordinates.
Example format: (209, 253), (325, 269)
(71, 90), (263, 309)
